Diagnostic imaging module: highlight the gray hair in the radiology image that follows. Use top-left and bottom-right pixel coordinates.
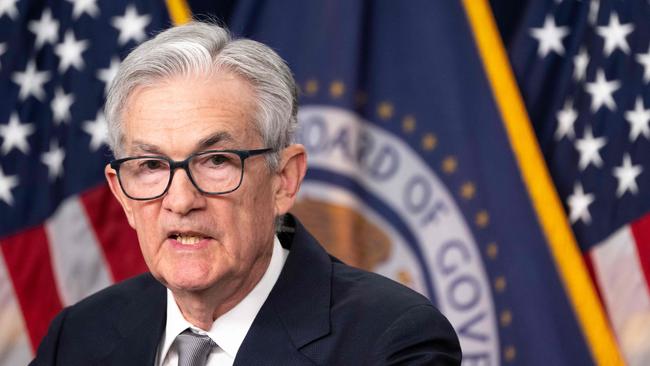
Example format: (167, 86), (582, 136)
(104, 21), (298, 170)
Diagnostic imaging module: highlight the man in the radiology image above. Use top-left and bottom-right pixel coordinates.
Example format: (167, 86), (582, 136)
(31, 21), (461, 365)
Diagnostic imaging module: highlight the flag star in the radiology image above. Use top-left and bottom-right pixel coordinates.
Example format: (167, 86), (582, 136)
(0, 166), (19, 206)
(54, 30), (89, 73)
(625, 97), (650, 142)
(529, 15), (570, 57)
(28, 8), (59, 49)
(41, 140), (65, 181)
(51, 87), (74, 125)
(585, 69), (620, 112)
(575, 126), (607, 171)
(588, 0), (600, 25)
(82, 112), (108, 151)
(567, 183), (595, 224)
(613, 154), (643, 197)
(573, 47), (589, 82)
(596, 13), (634, 56)
(636, 47), (650, 83)
(0, 113), (35, 155)
(555, 99), (578, 141)
(11, 61), (51, 101)
(0, 0), (18, 20)
(111, 5), (151, 45)
(66, 0), (99, 19)
(96, 57), (121, 95)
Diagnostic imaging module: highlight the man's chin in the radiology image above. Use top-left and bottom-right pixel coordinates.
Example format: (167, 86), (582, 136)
(156, 271), (220, 294)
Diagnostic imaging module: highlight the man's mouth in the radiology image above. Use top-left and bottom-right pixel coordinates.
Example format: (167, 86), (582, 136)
(169, 232), (208, 245)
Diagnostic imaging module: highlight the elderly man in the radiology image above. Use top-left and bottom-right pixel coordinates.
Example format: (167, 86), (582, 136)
(31, 22), (461, 365)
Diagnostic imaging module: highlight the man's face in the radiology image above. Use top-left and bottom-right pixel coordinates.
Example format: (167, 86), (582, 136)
(106, 72), (280, 294)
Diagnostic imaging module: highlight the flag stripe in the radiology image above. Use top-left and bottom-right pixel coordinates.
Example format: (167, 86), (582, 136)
(631, 213), (650, 291)
(460, 0), (624, 364)
(591, 225), (650, 366)
(0, 226), (63, 351)
(0, 253), (33, 364)
(80, 185), (147, 282)
(45, 196), (113, 306)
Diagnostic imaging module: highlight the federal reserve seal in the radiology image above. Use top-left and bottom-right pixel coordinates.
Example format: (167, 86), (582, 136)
(292, 106), (500, 365)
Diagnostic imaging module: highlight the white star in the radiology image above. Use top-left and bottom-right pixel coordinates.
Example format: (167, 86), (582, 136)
(66, 0), (99, 19)
(588, 0), (600, 25)
(11, 61), (51, 101)
(624, 97), (650, 142)
(0, 166), (19, 206)
(585, 69), (620, 112)
(51, 87), (74, 125)
(596, 13), (634, 56)
(555, 99), (578, 141)
(54, 30), (89, 73)
(567, 183), (595, 224)
(28, 8), (59, 49)
(111, 5), (151, 45)
(530, 15), (570, 57)
(41, 140), (65, 181)
(575, 126), (607, 171)
(0, 0), (18, 20)
(636, 46), (650, 83)
(573, 47), (589, 82)
(0, 43), (6, 70)
(96, 57), (120, 95)
(83, 112), (108, 151)
(0, 113), (35, 155)
(613, 154), (643, 197)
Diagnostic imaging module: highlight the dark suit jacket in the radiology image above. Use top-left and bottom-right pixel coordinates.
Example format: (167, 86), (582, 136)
(31, 215), (461, 365)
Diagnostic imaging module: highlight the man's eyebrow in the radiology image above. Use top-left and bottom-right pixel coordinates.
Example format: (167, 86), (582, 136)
(131, 142), (164, 155)
(197, 132), (235, 150)
(128, 132), (235, 156)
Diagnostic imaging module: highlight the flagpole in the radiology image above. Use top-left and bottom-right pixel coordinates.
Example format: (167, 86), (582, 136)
(166, 0), (191, 26)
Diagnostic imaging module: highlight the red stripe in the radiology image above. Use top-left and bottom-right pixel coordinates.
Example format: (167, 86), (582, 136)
(630, 212), (650, 291)
(80, 184), (147, 282)
(1, 226), (63, 351)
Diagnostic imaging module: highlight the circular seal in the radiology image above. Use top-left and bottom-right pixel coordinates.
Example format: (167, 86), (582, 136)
(293, 106), (500, 364)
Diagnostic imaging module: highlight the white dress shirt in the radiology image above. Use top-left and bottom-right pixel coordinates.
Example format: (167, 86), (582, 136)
(156, 236), (289, 366)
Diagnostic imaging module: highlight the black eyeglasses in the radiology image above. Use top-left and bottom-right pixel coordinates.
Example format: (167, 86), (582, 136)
(110, 148), (273, 200)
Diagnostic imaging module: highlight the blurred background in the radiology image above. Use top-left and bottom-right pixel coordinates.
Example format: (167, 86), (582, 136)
(0, 0), (648, 364)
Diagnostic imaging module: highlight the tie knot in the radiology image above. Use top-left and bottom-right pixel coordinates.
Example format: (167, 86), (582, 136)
(175, 329), (216, 366)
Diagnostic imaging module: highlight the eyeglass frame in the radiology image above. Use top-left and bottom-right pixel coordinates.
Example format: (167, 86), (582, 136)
(109, 148), (274, 201)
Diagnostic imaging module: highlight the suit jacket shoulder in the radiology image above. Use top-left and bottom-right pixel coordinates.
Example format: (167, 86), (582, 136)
(327, 261), (461, 365)
(30, 273), (166, 366)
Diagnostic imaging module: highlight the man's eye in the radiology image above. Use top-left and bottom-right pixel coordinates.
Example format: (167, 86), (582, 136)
(141, 160), (164, 170)
(209, 154), (228, 166)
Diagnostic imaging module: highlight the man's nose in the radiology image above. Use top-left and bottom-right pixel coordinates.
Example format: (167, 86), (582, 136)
(161, 168), (206, 215)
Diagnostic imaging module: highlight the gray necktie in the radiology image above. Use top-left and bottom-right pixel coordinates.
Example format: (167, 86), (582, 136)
(175, 329), (216, 366)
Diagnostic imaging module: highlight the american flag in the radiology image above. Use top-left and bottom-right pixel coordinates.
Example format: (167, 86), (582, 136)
(0, 0), (186, 363)
(509, 1), (650, 364)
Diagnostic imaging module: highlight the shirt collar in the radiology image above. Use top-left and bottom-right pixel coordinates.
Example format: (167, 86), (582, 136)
(158, 236), (288, 361)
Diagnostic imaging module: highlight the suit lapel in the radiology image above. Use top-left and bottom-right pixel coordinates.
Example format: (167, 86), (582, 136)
(97, 274), (167, 366)
(235, 216), (332, 365)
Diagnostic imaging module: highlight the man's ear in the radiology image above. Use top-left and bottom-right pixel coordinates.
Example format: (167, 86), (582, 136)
(273, 144), (307, 216)
(105, 164), (136, 229)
